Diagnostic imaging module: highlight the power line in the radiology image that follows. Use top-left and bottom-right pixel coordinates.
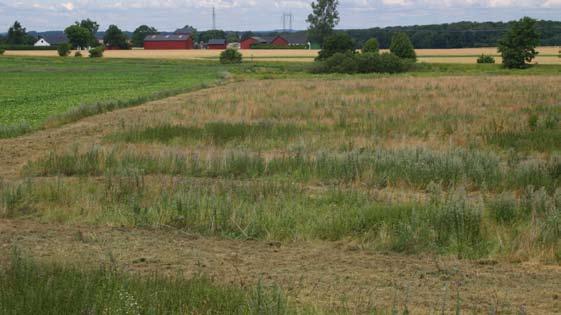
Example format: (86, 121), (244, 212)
(282, 12), (293, 32)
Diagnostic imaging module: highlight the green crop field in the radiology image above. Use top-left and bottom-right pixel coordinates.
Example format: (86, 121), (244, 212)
(0, 57), (229, 136)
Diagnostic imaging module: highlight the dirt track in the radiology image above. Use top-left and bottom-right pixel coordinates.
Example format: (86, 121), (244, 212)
(1, 219), (561, 313)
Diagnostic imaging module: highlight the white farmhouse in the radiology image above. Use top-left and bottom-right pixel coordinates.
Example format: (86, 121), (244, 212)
(34, 38), (50, 47)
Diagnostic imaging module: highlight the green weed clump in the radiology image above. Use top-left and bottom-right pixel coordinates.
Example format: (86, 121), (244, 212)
(0, 122), (33, 139)
(108, 122), (302, 145)
(0, 250), (289, 315)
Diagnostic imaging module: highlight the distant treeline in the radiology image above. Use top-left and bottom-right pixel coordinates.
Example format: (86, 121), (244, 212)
(342, 20), (561, 48)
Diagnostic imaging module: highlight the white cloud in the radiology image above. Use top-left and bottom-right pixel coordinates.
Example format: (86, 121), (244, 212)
(1, 0), (560, 31)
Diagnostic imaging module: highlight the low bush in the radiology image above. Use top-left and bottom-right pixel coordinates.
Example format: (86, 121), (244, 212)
(312, 52), (410, 74)
(317, 33), (355, 61)
(0, 48), (5, 55)
(362, 38), (379, 54)
(0, 45), (57, 51)
(390, 33), (417, 61)
(220, 48), (243, 64)
(88, 46), (105, 58)
(57, 43), (71, 57)
(477, 54), (496, 64)
(74, 51), (82, 57)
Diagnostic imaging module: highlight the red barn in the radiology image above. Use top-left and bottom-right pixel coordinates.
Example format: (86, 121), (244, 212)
(207, 39), (227, 50)
(240, 36), (272, 49)
(271, 36), (289, 47)
(144, 34), (193, 50)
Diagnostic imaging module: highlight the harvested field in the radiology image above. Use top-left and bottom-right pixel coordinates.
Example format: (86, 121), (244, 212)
(5, 46), (561, 64)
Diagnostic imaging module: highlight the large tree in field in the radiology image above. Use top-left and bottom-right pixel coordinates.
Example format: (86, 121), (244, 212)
(306, 0), (340, 47)
(64, 25), (91, 49)
(498, 17), (540, 69)
(104, 25), (129, 49)
(131, 25), (158, 47)
(78, 19), (100, 47)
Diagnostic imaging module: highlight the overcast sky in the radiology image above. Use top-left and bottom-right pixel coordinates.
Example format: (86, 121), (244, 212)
(1, 0), (560, 32)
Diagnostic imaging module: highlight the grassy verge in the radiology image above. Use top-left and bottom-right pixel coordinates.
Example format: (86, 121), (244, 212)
(0, 250), (291, 315)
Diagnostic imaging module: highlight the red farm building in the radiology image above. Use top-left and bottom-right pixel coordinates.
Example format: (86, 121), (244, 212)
(144, 34), (193, 50)
(240, 36), (273, 49)
(240, 34), (309, 49)
(207, 39), (227, 50)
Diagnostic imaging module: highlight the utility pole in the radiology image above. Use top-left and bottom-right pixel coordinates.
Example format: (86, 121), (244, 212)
(282, 12), (294, 32)
(212, 7), (216, 30)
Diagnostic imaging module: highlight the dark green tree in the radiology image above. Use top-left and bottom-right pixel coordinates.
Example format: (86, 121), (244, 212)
(103, 25), (129, 49)
(131, 25), (158, 47)
(389, 32), (416, 60)
(306, 0), (340, 47)
(317, 32), (354, 60)
(241, 31), (255, 40)
(226, 32), (239, 43)
(362, 38), (379, 54)
(64, 25), (91, 49)
(498, 17), (540, 69)
(78, 19), (100, 46)
(176, 25), (198, 42)
(7, 21), (35, 45)
(200, 30), (226, 43)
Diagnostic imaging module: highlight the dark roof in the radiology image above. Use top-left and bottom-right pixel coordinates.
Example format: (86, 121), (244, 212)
(144, 34), (191, 42)
(208, 39), (226, 45)
(247, 36), (274, 44)
(278, 33), (309, 45)
(174, 27), (194, 35)
(41, 33), (68, 45)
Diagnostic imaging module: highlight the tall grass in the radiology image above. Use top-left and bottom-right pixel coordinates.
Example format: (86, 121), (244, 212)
(107, 122), (303, 145)
(0, 250), (290, 315)
(24, 145), (561, 191)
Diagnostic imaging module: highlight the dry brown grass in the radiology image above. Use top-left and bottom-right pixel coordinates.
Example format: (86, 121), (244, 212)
(3, 75), (561, 313)
(6, 46), (560, 63)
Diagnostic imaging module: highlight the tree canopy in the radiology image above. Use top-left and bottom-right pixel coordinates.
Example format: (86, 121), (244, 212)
(362, 38), (379, 54)
(498, 17), (540, 69)
(104, 25), (129, 49)
(131, 25), (158, 47)
(390, 33), (416, 60)
(199, 30), (226, 43)
(306, 0), (340, 46)
(7, 21), (35, 45)
(317, 32), (354, 60)
(64, 25), (92, 49)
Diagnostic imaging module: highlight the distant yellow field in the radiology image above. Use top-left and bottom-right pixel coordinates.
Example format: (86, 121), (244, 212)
(5, 47), (560, 64)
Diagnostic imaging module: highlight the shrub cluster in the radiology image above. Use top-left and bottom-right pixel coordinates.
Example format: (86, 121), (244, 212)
(57, 44), (71, 57)
(312, 51), (412, 74)
(0, 48), (5, 55)
(74, 51), (82, 57)
(0, 45), (57, 51)
(313, 33), (415, 74)
(477, 54), (496, 64)
(219, 48), (243, 64)
(88, 46), (104, 58)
